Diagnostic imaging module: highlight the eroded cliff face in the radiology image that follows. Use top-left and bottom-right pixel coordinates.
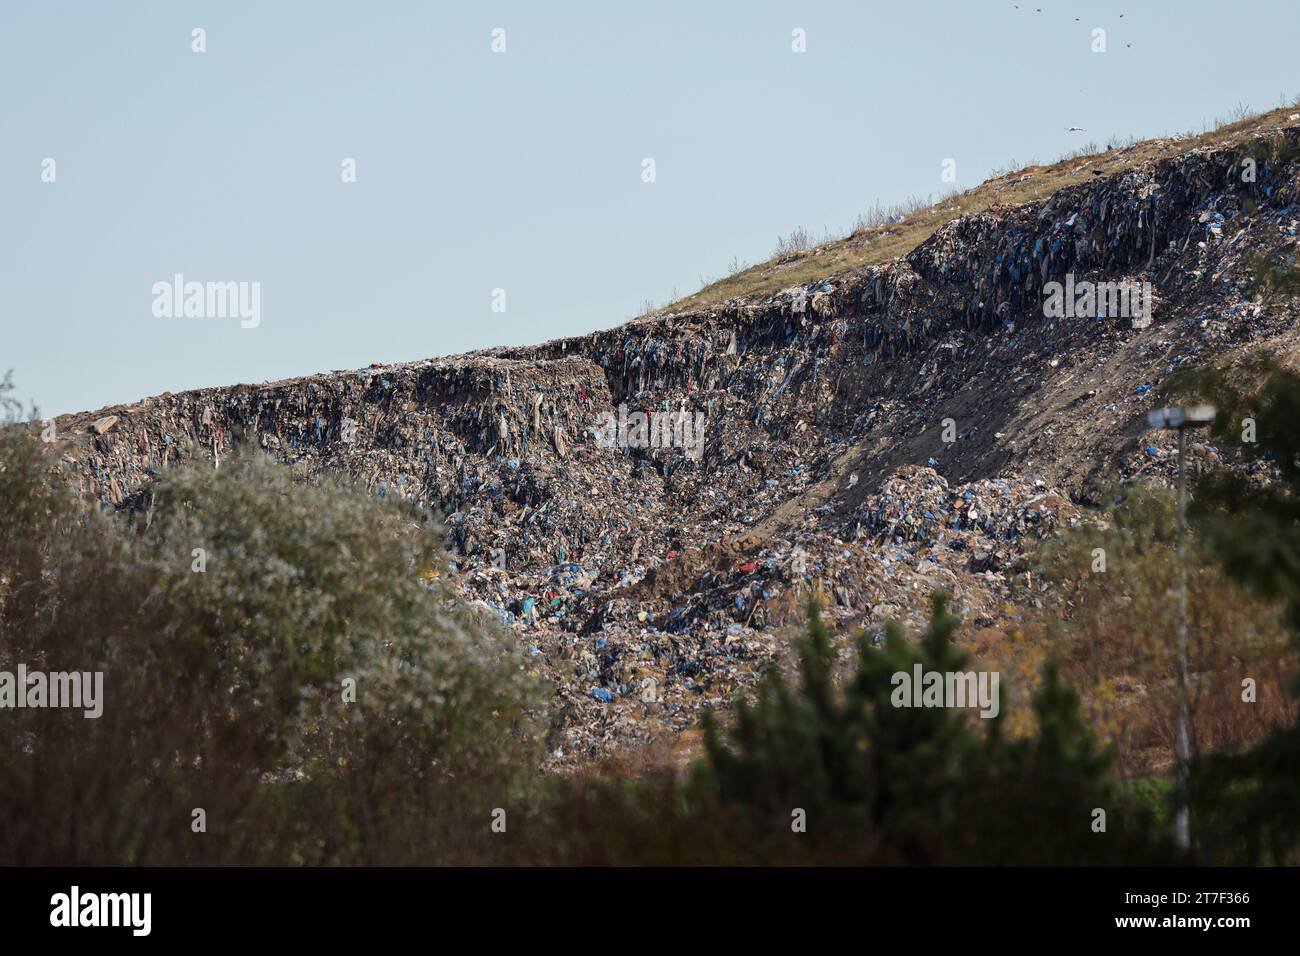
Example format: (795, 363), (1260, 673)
(47, 127), (1300, 767)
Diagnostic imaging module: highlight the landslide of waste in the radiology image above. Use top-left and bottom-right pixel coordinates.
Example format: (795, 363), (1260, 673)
(50, 123), (1300, 770)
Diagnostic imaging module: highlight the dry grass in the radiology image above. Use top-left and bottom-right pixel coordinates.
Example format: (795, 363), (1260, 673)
(666, 104), (1300, 313)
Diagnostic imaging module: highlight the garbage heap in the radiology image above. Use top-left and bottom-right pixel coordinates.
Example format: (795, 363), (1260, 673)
(46, 124), (1300, 768)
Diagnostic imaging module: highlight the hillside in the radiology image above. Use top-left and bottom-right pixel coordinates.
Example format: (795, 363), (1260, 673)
(670, 104), (1300, 311)
(47, 117), (1300, 770)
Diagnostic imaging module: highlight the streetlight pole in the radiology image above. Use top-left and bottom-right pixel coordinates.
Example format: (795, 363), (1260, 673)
(1147, 405), (1215, 853)
(1174, 425), (1191, 851)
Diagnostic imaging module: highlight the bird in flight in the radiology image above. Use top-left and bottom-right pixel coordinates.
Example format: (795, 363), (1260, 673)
(1066, 126), (1087, 132)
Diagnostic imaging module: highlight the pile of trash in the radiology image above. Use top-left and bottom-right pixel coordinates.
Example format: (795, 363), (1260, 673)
(43, 124), (1300, 770)
(853, 466), (1078, 552)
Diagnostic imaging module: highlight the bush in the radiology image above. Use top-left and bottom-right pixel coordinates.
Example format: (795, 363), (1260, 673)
(1028, 487), (1295, 777)
(1169, 358), (1300, 862)
(0, 423), (547, 864)
(694, 596), (1176, 864)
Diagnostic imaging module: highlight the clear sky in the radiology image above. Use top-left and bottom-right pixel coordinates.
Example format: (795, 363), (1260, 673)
(3, 0), (1297, 416)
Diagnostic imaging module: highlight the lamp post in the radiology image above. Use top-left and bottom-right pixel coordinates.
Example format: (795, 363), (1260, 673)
(1146, 404), (1215, 852)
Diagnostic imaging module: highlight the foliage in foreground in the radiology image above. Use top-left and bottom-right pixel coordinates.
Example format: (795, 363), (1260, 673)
(0, 422), (546, 864)
(1031, 486), (1294, 778)
(1168, 357), (1300, 863)
(691, 595), (1175, 864)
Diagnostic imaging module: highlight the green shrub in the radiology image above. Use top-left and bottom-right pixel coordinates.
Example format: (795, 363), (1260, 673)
(0, 422), (546, 865)
(694, 596), (1176, 864)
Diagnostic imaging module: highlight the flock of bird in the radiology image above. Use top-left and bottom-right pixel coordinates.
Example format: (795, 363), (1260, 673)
(1009, 6), (1135, 132)
(1012, 3), (1131, 46)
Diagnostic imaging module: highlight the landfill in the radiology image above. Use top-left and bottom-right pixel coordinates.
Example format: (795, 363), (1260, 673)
(46, 124), (1300, 769)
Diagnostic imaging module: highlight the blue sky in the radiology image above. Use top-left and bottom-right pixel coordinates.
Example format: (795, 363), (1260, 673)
(3, 0), (1297, 415)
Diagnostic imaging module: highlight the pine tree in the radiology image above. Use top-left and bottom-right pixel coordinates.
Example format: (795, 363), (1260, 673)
(698, 594), (1172, 863)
